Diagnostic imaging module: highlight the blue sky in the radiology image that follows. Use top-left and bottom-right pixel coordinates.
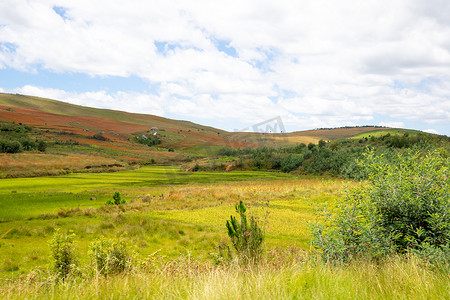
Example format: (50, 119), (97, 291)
(0, 0), (449, 135)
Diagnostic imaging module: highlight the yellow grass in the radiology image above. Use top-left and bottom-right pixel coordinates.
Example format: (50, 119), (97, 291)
(0, 153), (123, 178)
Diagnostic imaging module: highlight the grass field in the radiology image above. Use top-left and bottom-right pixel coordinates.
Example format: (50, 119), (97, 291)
(1, 165), (448, 299)
(0, 166), (343, 275)
(350, 128), (423, 139)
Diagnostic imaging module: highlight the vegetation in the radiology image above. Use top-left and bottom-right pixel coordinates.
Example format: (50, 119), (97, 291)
(214, 130), (450, 179)
(225, 201), (264, 264)
(48, 229), (77, 280)
(106, 191), (126, 205)
(0, 123), (46, 153)
(89, 235), (133, 276)
(0, 152), (449, 299)
(92, 132), (107, 141)
(133, 133), (162, 147)
(311, 149), (450, 264)
(1, 93), (449, 298)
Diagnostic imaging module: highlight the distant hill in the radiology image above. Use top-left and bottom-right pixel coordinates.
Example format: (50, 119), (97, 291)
(0, 92), (440, 177)
(0, 93), (225, 133)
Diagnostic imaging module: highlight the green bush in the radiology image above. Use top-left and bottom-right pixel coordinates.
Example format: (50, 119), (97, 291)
(89, 236), (133, 276)
(106, 192), (125, 205)
(93, 132), (107, 141)
(134, 134), (161, 147)
(19, 138), (36, 151)
(48, 229), (77, 280)
(311, 149), (450, 263)
(226, 201), (264, 263)
(37, 140), (47, 152)
(5, 140), (23, 153)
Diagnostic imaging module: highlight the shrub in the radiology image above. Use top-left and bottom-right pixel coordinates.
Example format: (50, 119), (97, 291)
(134, 134), (161, 147)
(193, 163), (200, 171)
(5, 140), (23, 153)
(106, 192), (125, 205)
(279, 154), (303, 173)
(89, 236), (133, 276)
(226, 201), (264, 263)
(0, 124), (15, 132)
(311, 149), (450, 263)
(48, 229), (77, 280)
(93, 132), (107, 141)
(37, 140), (47, 152)
(20, 138), (36, 151)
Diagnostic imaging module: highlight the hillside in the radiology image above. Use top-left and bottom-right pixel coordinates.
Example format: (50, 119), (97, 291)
(1, 92), (437, 178)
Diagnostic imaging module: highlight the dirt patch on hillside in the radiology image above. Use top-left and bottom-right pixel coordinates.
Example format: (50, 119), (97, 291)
(0, 105), (150, 134)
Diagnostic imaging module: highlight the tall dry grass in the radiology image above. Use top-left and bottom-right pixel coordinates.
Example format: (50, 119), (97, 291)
(2, 252), (448, 299)
(0, 153), (123, 178)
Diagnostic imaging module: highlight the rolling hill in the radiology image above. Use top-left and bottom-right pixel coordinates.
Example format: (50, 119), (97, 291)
(0, 92), (417, 177)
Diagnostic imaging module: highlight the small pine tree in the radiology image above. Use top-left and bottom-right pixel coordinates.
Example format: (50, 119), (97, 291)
(226, 201), (264, 263)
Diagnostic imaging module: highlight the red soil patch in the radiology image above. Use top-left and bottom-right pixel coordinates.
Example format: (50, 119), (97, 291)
(0, 105), (149, 135)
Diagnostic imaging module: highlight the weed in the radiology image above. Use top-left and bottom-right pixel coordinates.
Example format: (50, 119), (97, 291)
(48, 229), (77, 280)
(88, 235), (134, 276)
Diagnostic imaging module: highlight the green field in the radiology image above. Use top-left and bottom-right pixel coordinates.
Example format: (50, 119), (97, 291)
(0, 167), (298, 220)
(0, 167), (343, 276)
(1, 167), (448, 299)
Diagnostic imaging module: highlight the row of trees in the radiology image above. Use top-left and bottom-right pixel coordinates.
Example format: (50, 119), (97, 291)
(0, 123), (47, 153)
(0, 139), (47, 153)
(215, 132), (449, 179)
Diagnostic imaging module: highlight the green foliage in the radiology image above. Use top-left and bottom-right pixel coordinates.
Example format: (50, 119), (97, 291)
(106, 192), (125, 205)
(48, 229), (77, 280)
(2, 140), (23, 153)
(226, 201), (264, 263)
(92, 132), (107, 141)
(214, 130), (449, 178)
(37, 140), (47, 152)
(133, 133), (161, 147)
(365, 150), (450, 250)
(0, 122), (47, 153)
(278, 154), (304, 172)
(311, 150), (450, 263)
(88, 236), (133, 276)
(318, 139), (327, 148)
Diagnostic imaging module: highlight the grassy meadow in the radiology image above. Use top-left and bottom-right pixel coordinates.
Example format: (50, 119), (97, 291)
(1, 166), (448, 299)
(0, 167), (338, 271)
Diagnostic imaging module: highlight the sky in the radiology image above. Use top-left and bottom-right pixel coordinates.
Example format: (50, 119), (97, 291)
(0, 0), (449, 135)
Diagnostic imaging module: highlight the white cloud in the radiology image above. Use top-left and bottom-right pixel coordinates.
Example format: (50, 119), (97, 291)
(378, 121), (405, 128)
(11, 85), (166, 117)
(424, 129), (439, 134)
(0, 0), (449, 134)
